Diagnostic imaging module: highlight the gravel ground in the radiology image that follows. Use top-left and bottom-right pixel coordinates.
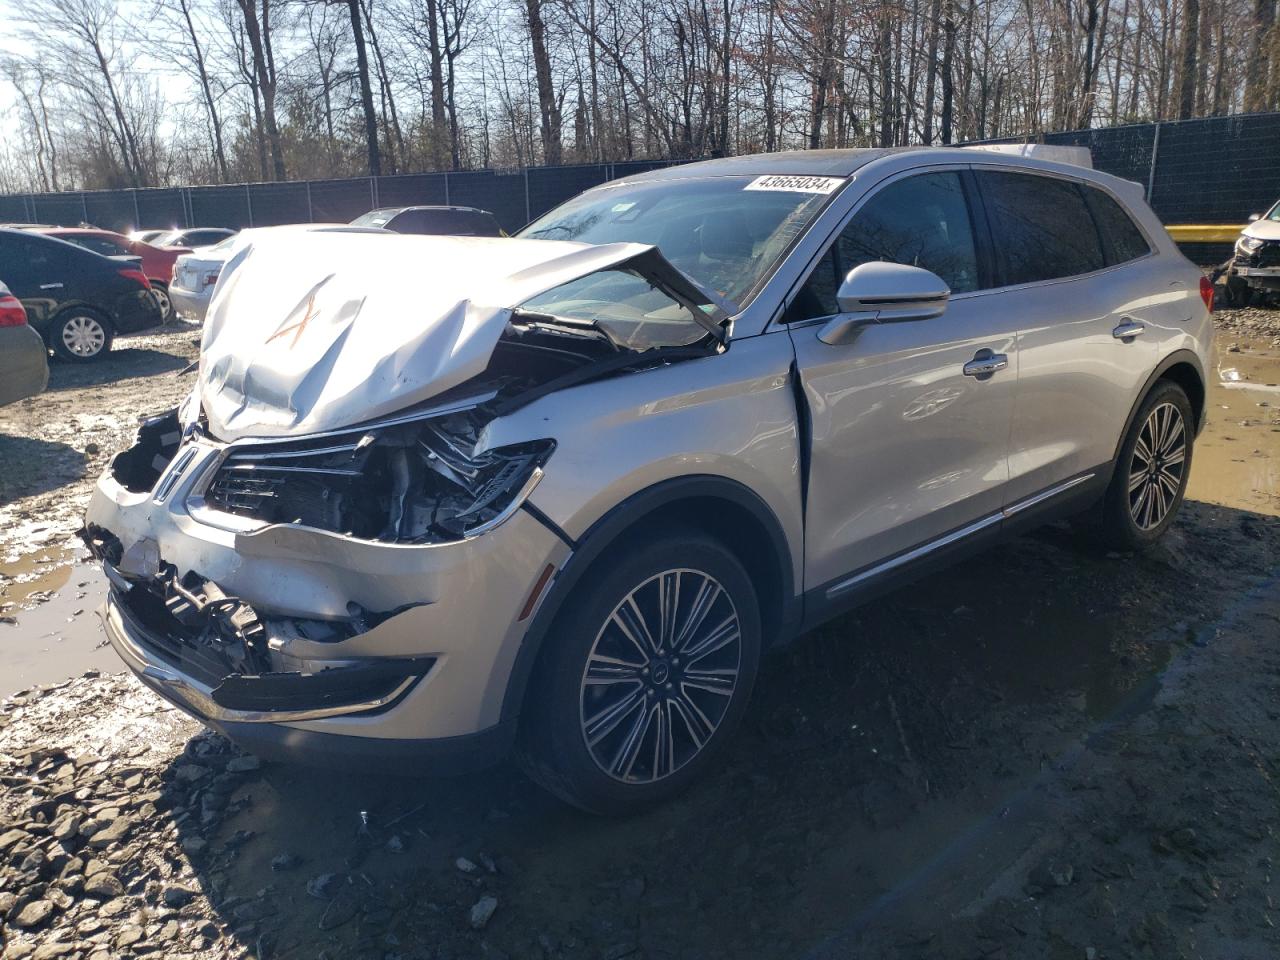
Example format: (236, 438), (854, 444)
(0, 324), (201, 568)
(0, 309), (1278, 960)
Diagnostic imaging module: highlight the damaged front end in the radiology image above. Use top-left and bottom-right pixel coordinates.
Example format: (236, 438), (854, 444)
(82, 523), (432, 721)
(83, 233), (728, 739)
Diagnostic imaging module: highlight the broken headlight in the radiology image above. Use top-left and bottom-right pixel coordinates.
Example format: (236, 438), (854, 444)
(196, 412), (554, 544)
(1237, 235), (1264, 255)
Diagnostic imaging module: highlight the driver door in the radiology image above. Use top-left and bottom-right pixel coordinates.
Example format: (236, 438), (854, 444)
(784, 168), (1018, 597)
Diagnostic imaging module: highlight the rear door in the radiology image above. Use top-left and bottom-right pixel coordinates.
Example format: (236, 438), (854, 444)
(972, 168), (1160, 502)
(0, 232), (67, 330)
(785, 168), (1018, 594)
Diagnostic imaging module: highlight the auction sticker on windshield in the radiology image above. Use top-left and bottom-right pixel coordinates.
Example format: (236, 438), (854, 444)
(744, 175), (845, 194)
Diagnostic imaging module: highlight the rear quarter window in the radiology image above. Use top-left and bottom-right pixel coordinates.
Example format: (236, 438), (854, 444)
(978, 171), (1105, 285)
(1084, 187), (1152, 265)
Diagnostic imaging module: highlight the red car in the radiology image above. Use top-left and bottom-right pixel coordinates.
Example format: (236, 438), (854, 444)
(33, 228), (189, 321)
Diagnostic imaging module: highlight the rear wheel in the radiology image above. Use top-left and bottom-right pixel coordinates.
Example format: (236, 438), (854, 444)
(1098, 380), (1194, 550)
(151, 282), (175, 322)
(52, 310), (114, 362)
(519, 529), (761, 815)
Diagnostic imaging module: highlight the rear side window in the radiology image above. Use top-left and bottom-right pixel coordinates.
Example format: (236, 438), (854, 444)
(787, 171), (980, 320)
(978, 171), (1104, 285)
(1083, 187), (1151, 265)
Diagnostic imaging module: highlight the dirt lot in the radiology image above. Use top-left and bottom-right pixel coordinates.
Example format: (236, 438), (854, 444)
(1, 313), (1278, 960)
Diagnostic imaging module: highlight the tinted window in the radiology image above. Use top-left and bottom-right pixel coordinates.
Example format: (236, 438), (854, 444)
(186, 230), (230, 246)
(1084, 187), (1151, 265)
(979, 171), (1104, 284)
(788, 171), (979, 320)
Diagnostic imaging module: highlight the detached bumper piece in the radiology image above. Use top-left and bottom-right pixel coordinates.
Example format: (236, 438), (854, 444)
(83, 527), (433, 724)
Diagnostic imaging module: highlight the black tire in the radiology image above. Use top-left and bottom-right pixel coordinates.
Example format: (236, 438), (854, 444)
(1097, 380), (1194, 550)
(151, 282), (176, 323)
(1221, 274), (1252, 309)
(518, 528), (762, 815)
(51, 309), (114, 363)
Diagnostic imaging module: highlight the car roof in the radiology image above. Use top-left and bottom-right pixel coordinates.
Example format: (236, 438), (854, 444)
(0, 226), (112, 258)
(35, 227), (115, 236)
(372, 205), (494, 215)
(622, 148), (902, 181)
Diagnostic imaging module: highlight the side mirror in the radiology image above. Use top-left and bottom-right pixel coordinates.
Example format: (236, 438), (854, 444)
(1248, 213), (1261, 222)
(819, 262), (950, 345)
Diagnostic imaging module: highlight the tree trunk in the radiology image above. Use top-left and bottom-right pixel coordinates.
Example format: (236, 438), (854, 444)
(526, 0), (562, 164)
(346, 0), (381, 176)
(1175, 0), (1199, 119)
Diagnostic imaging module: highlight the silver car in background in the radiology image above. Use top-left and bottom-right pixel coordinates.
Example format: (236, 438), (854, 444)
(0, 281), (49, 407)
(84, 148), (1212, 814)
(167, 236), (235, 323)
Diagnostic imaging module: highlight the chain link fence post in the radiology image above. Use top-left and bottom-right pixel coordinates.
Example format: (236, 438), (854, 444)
(1146, 121), (1162, 204)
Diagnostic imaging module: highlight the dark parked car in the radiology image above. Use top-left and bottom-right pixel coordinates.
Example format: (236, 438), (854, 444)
(0, 280), (48, 406)
(0, 228), (162, 362)
(35, 227), (189, 321)
(349, 205), (504, 236)
(150, 227), (237, 248)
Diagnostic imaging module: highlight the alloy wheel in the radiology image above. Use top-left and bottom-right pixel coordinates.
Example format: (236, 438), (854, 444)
(579, 569), (742, 784)
(61, 315), (107, 358)
(1128, 401), (1186, 530)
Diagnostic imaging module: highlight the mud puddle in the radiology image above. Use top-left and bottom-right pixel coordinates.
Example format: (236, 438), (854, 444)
(1191, 334), (1280, 514)
(0, 553), (112, 699)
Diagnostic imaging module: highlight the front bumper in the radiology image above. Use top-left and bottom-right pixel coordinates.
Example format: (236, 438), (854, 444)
(86, 435), (570, 764)
(169, 284), (211, 323)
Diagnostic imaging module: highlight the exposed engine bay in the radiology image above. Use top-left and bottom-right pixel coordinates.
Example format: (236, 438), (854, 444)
(110, 309), (717, 547)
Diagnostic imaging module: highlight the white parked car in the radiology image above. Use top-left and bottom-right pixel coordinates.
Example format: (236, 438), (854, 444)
(168, 224), (385, 323)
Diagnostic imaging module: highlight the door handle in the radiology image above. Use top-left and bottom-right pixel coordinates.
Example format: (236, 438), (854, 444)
(1112, 320), (1145, 340)
(39, 283), (64, 290)
(962, 352), (1008, 378)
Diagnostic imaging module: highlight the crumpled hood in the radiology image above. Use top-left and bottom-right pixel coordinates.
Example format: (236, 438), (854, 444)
(1243, 218), (1280, 242)
(198, 232), (661, 441)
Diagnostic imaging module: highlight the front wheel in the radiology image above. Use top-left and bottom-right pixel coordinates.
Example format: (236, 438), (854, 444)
(519, 530), (761, 815)
(1098, 380), (1194, 550)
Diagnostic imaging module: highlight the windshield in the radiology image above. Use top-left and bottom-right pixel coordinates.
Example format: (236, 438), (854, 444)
(518, 175), (843, 307)
(1265, 200), (1280, 223)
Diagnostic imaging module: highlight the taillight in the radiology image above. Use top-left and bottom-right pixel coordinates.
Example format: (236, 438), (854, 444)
(0, 293), (27, 327)
(203, 271), (220, 287)
(119, 268), (152, 290)
(1199, 275), (1214, 313)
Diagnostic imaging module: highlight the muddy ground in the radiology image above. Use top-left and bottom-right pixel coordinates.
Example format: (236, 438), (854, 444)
(0, 312), (1278, 960)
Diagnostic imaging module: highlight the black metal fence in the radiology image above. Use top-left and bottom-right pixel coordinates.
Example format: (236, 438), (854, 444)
(0, 159), (690, 235)
(3, 112), (1276, 238)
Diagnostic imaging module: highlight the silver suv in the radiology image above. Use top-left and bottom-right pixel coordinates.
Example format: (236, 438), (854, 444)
(84, 149), (1213, 814)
